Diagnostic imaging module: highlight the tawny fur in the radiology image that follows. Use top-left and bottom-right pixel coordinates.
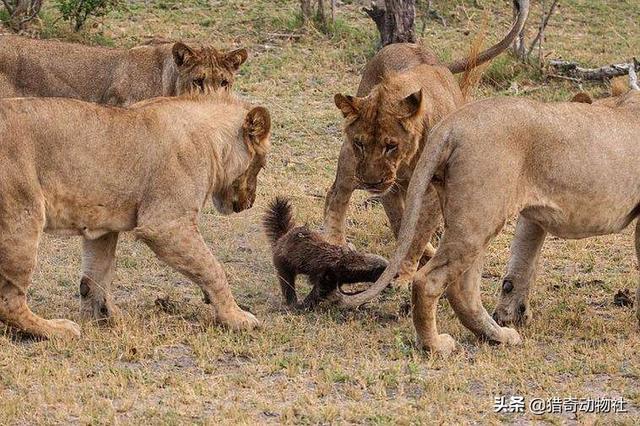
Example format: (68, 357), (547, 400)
(343, 88), (640, 355)
(0, 93), (270, 339)
(264, 198), (388, 310)
(0, 35), (247, 106)
(323, 1), (529, 279)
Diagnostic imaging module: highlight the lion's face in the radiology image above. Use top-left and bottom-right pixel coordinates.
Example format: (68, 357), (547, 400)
(334, 89), (426, 194)
(213, 106), (271, 215)
(172, 42), (248, 95)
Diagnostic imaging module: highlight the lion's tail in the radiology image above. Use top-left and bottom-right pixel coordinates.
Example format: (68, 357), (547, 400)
(263, 197), (295, 246)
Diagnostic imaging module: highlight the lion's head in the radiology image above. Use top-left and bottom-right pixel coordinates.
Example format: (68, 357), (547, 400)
(334, 77), (427, 194)
(214, 106), (271, 214)
(172, 42), (248, 95)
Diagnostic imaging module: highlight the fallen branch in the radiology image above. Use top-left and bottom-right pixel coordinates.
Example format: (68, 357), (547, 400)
(629, 62), (639, 90)
(549, 58), (640, 81)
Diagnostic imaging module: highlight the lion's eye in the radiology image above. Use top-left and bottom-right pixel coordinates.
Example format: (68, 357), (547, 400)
(384, 143), (398, 155)
(221, 79), (229, 88)
(194, 77), (205, 90)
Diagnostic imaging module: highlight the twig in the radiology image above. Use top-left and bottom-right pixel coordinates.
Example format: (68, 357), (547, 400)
(526, 0), (559, 63)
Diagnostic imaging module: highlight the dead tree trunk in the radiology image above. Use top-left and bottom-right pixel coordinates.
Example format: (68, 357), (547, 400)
(365, 0), (416, 47)
(1, 0), (43, 31)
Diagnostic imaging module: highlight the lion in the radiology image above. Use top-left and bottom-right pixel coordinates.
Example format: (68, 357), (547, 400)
(337, 78), (640, 355)
(492, 71), (640, 327)
(323, 0), (530, 270)
(0, 93), (270, 339)
(0, 35), (248, 106)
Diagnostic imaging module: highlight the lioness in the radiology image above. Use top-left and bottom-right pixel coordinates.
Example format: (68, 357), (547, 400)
(340, 85), (640, 355)
(0, 35), (248, 106)
(493, 74), (640, 327)
(0, 93), (270, 338)
(323, 0), (529, 265)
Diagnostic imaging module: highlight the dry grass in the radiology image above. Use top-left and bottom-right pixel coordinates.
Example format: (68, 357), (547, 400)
(1, 0), (640, 423)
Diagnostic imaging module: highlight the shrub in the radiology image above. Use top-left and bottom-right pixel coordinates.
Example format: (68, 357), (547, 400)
(53, 0), (120, 31)
(1, 0), (43, 31)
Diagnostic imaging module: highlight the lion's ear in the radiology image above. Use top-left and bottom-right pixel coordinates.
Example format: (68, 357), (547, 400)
(244, 106), (271, 149)
(334, 94), (361, 118)
(571, 92), (593, 104)
(224, 48), (248, 71)
(172, 42), (196, 68)
(399, 89), (425, 118)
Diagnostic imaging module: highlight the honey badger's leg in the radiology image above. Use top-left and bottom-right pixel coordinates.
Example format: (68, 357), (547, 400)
(324, 144), (357, 245)
(274, 257), (297, 307)
(493, 216), (546, 327)
(446, 251), (521, 345)
(135, 216), (259, 331)
(80, 232), (120, 323)
(0, 199), (81, 339)
(635, 220), (640, 326)
(299, 276), (329, 310)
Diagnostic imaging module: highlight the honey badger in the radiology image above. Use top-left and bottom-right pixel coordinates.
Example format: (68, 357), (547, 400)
(263, 197), (388, 309)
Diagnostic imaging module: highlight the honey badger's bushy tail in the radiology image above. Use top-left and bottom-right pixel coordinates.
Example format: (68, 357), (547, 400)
(263, 197), (295, 246)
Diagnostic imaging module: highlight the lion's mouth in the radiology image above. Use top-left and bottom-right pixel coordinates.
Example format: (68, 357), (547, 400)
(361, 180), (394, 195)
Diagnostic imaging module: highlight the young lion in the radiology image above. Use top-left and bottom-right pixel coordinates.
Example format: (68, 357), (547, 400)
(340, 85), (640, 355)
(323, 0), (530, 268)
(0, 35), (248, 106)
(0, 93), (270, 339)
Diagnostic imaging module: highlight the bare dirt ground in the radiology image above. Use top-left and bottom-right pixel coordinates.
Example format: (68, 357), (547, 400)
(1, 0), (639, 423)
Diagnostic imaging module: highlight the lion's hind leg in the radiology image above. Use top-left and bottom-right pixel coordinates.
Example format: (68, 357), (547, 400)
(446, 251), (521, 346)
(0, 205), (80, 339)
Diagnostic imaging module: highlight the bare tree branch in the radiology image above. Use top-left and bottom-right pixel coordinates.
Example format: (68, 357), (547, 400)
(526, 0), (558, 62)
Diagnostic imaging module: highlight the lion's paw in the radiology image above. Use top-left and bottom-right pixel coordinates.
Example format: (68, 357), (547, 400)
(49, 319), (82, 339)
(219, 309), (260, 331)
(497, 326), (522, 346)
(419, 333), (457, 357)
(80, 298), (120, 324)
(492, 300), (532, 327)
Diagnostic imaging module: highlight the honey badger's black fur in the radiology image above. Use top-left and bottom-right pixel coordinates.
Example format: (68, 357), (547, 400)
(264, 197), (388, 309)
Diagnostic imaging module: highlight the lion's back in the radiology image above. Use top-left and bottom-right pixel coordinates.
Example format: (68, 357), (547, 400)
(357, 43), (439, 96)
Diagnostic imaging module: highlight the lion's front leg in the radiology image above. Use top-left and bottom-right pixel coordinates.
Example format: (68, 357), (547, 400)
(323, 143), (357, 245)
(80, 232), (120, 323)
(493, 216), (546, 327)
(391, 184), (441, 289)
(135, 217), (259, 331)
(381, 181), (406, 239)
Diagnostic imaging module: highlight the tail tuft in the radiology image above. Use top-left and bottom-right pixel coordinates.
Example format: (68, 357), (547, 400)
(263, 197), (295, 245)
(459, 14), (489, 101)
